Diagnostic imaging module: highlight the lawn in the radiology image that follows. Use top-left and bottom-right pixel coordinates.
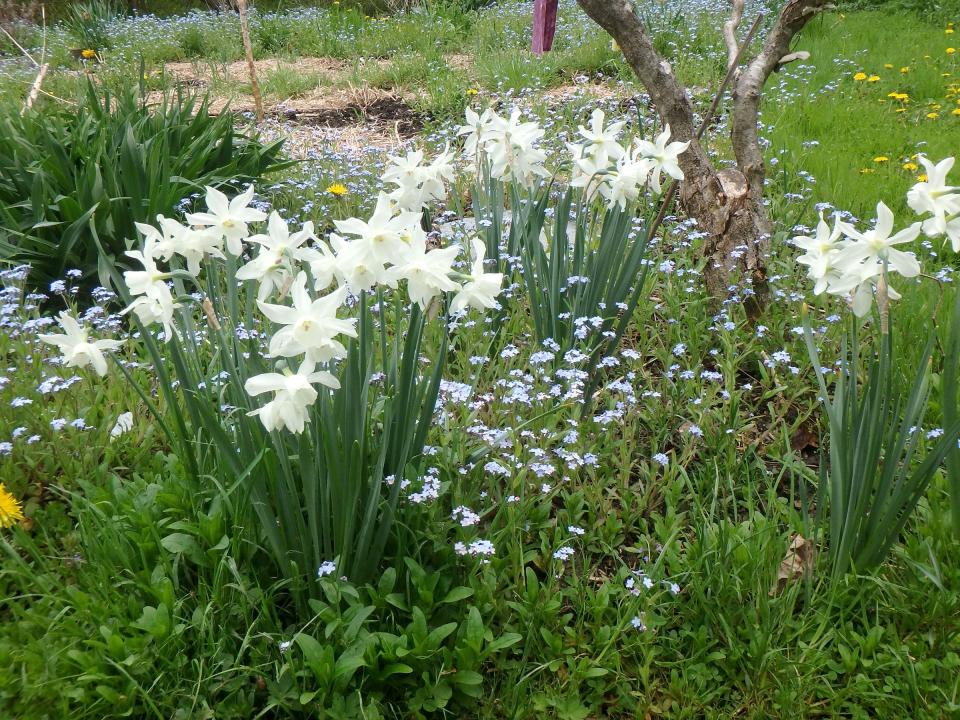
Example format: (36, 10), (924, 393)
(1, 1), (960, 718)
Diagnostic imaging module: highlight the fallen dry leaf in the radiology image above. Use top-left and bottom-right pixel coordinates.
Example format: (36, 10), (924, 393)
(769, 533), (815, 596)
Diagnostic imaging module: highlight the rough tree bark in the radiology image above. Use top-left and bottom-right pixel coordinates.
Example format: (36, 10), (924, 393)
(575, 0), (828, 317)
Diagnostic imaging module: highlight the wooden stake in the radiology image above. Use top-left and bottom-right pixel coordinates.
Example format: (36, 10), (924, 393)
(236, 0), (263, 123)
(21, 64), (49, 115)
(20, 5), (48, 115)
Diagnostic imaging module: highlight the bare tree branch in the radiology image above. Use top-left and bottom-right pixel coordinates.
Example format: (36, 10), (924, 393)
(723, 0), (746, 72)
(731, 0), (829, 204)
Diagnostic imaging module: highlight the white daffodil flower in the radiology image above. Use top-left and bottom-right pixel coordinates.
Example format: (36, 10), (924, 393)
(237, 212), (316, 301)
(568, 142), (610, 197)
(451, 238), (503, 313)
(299, 239), (339, 293)
(244, 360), (340, 434)
(258, 273), (357, 362)
(905, 155), (960, 251)
(457, 106), (497, 157)
(122, 292), (177, 341)
(186, 185), (267, 256)
(633, 124), (689, 194)
(384, 230), (460, 308)
(329, 233), (391, 294)
(907, 156), (960, 234)
(792, 212), (846, 295)
(123, 231), (168, 298)
(599, 149), (654, 210)
(576, 109), (626, 167)
(835, 201), (922, 279)
(334, 192), (421, 266)
(38, 312), (123, 376)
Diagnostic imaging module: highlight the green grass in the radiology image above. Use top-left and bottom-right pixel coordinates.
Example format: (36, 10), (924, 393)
(257, 65), (326, 100)
(765, 10), (960, 221)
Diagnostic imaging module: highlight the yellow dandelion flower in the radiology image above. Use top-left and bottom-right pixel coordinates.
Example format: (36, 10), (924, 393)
(952, 107), (960, 116)
(918, 173), (928, 181)
(949, 48), (957, 55)
(465, 88), (478, 96)
(873, 156), (889, 163)
(0, 484), (24, 529)
(867, 74), (880, 82)
(947, 28), (955, 34)
(853, 71), (867, 81)
(80, 48), (96, 59)
(611, 39), (619, 52)
(895, 108), (906, 113)
(884, 63), (893, 69)
(902, 162), (919, 171)
(326, 183), (348, 197)
(900, 66), (910, 73)
(927, 112), (940, 119)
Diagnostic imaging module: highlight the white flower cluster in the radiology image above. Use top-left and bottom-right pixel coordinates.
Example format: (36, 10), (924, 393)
(108, 148), (503, 434)
(568, 110), (689, 210)
(793, 155), (958, 317)
(458, 107), (549, 184)
(907, 156), (960, 251)
(381, 146), (455, 213)
(457, 107), (689, 209)
(792, 201), (920, 317)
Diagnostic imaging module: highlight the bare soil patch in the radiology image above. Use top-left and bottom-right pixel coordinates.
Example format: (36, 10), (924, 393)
(163, 56), (349, 86)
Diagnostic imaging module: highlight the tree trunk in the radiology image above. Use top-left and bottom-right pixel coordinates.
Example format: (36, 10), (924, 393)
(575, 0), (827, 317)
(681, 167), (771, 316)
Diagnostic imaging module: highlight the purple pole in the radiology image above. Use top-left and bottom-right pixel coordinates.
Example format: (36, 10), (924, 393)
(531, 0), (559, 55)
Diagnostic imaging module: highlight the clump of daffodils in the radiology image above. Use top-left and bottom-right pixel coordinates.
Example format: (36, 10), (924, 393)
(792, 155), (958, 317)
(58, 106), (697, 434)
(457, 106), (689, 207)
(114, 142), (503, 434)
